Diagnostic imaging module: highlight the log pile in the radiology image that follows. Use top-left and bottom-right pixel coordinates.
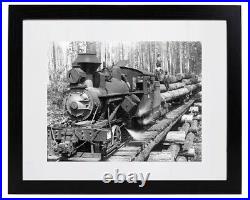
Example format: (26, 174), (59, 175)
(160, 73), (201, 92)
(134, 99), (195, 161)
(147, 97), (202, 162)
(160, 72), (201, 102)
(146, 73), (202, 162)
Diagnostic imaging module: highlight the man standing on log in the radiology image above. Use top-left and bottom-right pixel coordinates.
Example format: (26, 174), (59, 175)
(163, 71), (170, 91)
(155, 53), (162, 81)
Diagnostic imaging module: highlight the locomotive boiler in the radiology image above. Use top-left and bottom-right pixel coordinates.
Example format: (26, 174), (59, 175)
(48, 53), (164, 160)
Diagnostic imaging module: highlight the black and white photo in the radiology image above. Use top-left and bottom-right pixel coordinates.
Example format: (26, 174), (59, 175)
(47, 41), (202, 162)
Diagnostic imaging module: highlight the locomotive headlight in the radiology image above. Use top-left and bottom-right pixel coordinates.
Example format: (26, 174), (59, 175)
(64, 90), (94, 120)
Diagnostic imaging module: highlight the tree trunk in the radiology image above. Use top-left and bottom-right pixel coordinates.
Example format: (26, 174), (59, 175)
(52, 42), (57, 73)
(187, 43), (190, 73)
(121, 42), (124, 60)
(179, 42), (183, 74)
(148, 43), (152, 72)
(168, 42), (172, 75)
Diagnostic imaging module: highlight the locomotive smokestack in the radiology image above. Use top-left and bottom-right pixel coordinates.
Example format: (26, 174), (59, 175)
(73, 53), (101, 87)
(74, 53), (101, 73)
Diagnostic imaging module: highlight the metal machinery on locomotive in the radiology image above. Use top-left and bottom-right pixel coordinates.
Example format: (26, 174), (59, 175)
(47, 53), (165, 160)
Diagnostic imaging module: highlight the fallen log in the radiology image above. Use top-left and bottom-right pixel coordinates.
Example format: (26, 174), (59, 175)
(168, 75), (179, 83)
(179, 147), (195, 157)
(169, 82), (185, 91)
(166, 144), (181, 161)
(189, 106), (199, 113)
(176, 156), (187, 162)
(185, 83), (201, 92)
(164, 120), (190, 145)
(189, 120), (198, 133)
(165, 131), (186, 143)
(182, 77), (200, 85)
(147, 151), (173, 162)
(160, 82), (185, 92)
(176, 73), (195, 81)
(154, 144), (181, 162)
(106, 156), (132, 162)
(165, 122), (190, 143)
(134, 99), (195, 161)
(182, 132), (195, 151)
(161, 83), (201, 102)
(175, 73), (184, 81)
(181, 114), (193, 123)
(180, 122), (190, 134)
(161, 88), (189, 102)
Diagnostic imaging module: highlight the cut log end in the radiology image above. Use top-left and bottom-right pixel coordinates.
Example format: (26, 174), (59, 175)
(176, 156), (187, 162)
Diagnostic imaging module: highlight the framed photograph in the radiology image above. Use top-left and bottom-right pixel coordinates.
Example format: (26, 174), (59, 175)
(7, 4), (242, 195)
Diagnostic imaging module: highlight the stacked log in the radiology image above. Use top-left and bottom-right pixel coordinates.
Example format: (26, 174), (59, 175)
(160, 83), (201, 102)
(168, 75), (179, 84)
(182, 77), (199, 85)
(160, 82), (185, 92)
(164, 106), (200, 161)
(176, 73), (184, 82)
(176, 73), (194, 81)
(161, 88), (189, 102)
(160, 73), (201, 102)
(167, 73), (199, 84)
(185, 83), (201, 92)
(135, 99), (195, 162)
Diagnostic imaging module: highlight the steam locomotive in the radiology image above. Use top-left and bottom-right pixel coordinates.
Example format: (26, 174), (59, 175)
(47, 53), (199, 160)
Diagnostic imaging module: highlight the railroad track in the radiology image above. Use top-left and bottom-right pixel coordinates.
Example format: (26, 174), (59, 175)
(104, 98), (196, 162)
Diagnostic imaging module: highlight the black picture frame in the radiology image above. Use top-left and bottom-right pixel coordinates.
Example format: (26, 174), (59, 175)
(8, 5), (242, 194)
